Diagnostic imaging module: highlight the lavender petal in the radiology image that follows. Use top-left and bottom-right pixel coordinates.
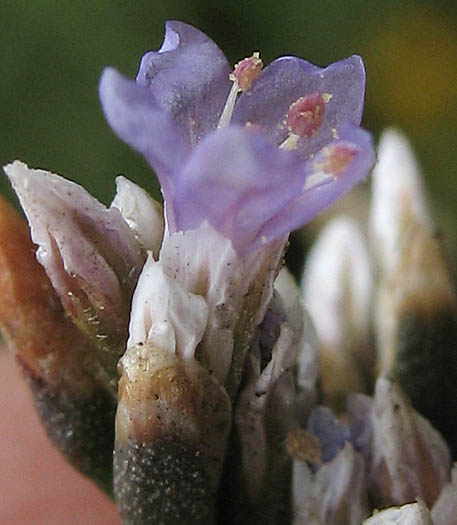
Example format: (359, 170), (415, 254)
(307, 406), (351, 462)
(232, 55), (366, 160)
(99, 67), (189, 213)
(171, 126), (305, 253)
(136, 21), (232, 147)
(250, 124), (374, 250)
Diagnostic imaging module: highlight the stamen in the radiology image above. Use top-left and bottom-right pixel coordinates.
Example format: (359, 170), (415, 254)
(218, 81), (240, 128)
(286, 93), (326, 138)
(304, 171), (334, 191)
(304, 144), (357, 191)
(319, 144), (357, 176)
(279, 93), (328, 150)
(230, 52), (263, 92)
(218, 52), (263, 129)
(279, 133), (300, 151)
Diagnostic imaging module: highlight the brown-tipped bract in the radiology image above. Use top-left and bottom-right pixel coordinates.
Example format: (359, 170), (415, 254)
(114, 343), (232, 523)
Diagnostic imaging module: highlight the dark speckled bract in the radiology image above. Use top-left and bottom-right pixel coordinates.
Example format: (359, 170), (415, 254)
(114, 436), (215, 524)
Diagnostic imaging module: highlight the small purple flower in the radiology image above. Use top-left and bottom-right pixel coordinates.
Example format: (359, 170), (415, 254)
(99, 21), (374, 254)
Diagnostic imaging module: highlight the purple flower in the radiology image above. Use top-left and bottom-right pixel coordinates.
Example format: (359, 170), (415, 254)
(99, 21), (374, 254)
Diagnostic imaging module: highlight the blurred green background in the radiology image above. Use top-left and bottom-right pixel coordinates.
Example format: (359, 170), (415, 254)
(1, 0), (457, 250)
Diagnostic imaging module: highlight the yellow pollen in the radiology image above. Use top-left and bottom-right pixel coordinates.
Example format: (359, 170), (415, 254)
(285, 428), (322, 464)
(322, 93), (333, 103)
(279, 133), (300, 151)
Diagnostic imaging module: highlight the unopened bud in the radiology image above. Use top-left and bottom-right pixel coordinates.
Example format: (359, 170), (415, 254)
(0, 195), (115, 495)
(114, 253), (231, 523)
(370, 128), (431, 272)
(370, 130), (457, 454)
(111, 175), (164, 257)
(4, 160), (145, 379)
(221, 280), (317, 525)
(302, 217), (373, 411)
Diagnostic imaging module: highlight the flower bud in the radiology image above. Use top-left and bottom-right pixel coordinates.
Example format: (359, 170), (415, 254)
(370, 128), (431, 272)
(114, 255), (231, 523)
(302, 216), (373, 410)
(370, 130), (457, 454)
(0, 195), (115, 494)
(110, 175), (164, 257)
(221, 274), (319, 524)
(4, 161), (145, 379)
